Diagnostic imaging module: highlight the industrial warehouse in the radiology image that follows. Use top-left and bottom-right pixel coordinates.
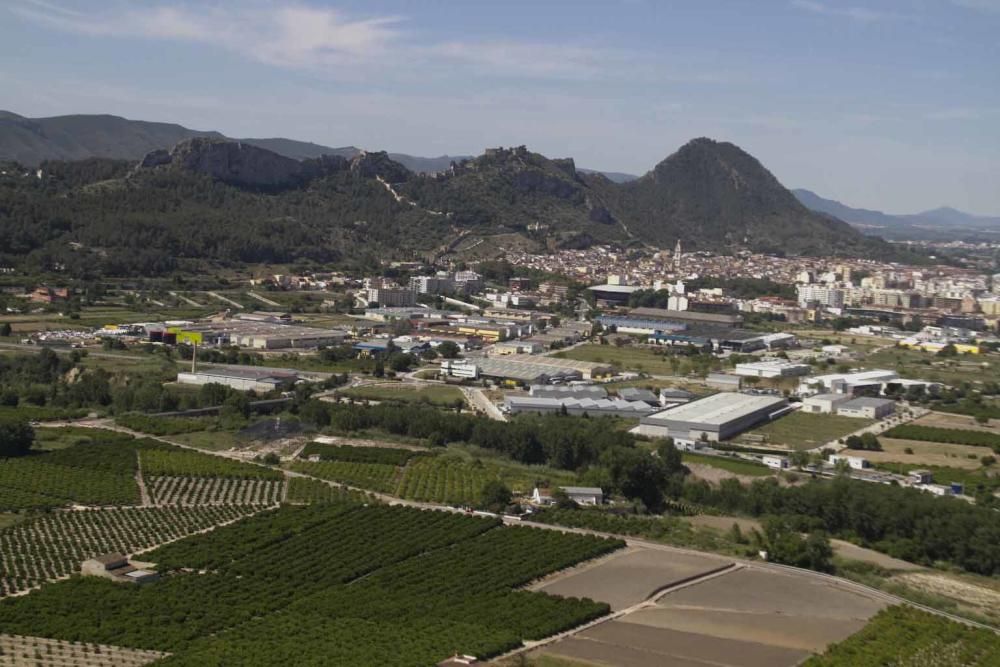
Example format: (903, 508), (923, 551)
(148, 317), (348, 350)
(176, 366), (304, 392)
(633, 393), (791, 442)
(504, 396), (657, 418)
(440, 356), (614, 385)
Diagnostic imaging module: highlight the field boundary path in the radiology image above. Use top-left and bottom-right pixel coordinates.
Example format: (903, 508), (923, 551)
(135, 453), (152, 507)
(247, 291), (281, 307)
(206, 292), (244, 309)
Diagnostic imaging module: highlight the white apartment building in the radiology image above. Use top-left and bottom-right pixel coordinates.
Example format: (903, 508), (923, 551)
(797, 284), (845, 309)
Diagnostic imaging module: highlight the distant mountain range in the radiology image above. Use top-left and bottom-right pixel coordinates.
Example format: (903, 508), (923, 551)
(0, 123), (917, 280)
(0, 110), (476, 176)
(793, 189), (999, 240)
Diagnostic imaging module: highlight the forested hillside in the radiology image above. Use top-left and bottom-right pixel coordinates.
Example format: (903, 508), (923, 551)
(0, 136), (910, 278)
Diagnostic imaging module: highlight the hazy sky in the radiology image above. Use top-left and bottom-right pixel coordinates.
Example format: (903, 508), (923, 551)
(2, 0), (998, 214)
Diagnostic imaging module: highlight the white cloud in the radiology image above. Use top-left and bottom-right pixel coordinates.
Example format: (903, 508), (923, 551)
(9, 2), (402, 68)
(7, 1), (738, 85)
(790, 0), (900, 22)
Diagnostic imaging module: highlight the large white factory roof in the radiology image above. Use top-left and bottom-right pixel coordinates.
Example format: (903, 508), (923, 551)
(644, 393), (787, 427)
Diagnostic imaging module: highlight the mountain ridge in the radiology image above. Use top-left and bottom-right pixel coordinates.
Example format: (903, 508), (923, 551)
(793, 189), (999, 242)
(0, 110), (624, 180)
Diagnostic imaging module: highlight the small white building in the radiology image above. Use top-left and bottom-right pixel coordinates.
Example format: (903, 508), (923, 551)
(531, 486), (604, 506)
(829, 454), (871, 470)
(836, 397), (895, 420)
(801, 393), (851, 414)
(561, 486), (604, 505)
(734, 360), (811, 379)
(821, 344), (850, 356)
(762, 455), (790, 470)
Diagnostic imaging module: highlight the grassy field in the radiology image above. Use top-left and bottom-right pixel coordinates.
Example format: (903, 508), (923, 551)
(33, 427), (103, 451)
(682, 452), (772, 477)
(854, 437), (992, 470)
(555, 344), (686, 375)
(168, 430), (242, 452)
(338, 383), (465, 407)
(744, 412), (872, 451)
(862, 346), (1000, 386)
(1, 304), (212, 333)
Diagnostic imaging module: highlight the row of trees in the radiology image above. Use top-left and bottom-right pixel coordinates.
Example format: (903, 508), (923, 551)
(296, 400), (686, 511)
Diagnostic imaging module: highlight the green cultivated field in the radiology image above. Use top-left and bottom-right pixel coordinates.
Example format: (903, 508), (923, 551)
(0, 504), (623, 665)
(804, 605), (1000, 666)
(339, 383), (466, 407)
(290, 446), (575, 505)
(744, 412), (872, 450)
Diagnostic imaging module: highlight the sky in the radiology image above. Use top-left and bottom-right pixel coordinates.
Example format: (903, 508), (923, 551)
(1, 0), (998, 215)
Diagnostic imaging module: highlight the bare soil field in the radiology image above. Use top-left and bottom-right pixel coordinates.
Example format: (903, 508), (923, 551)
(895, 571), (1000, 624)
(915, 412), (999, 432)
(311, 435), (429, 452)
(533, 547), (731, 611)
(657, 566), (885, 620)
(543, 622), (809, 667)
(535, 565), (886, 667)
(830, 540), (923, 571)
(846, 438), (987, 469)
(684, 462), (765, 486)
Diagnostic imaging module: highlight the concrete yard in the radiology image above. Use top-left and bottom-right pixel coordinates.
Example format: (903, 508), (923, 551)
(532, 546), (731, 611)
(538, 564), (887, 667)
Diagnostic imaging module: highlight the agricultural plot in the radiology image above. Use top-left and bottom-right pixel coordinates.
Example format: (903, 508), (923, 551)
(148, 477), (284, 506)
(299, 442), (422, 466)
(0, 435), (157, 511)
(534, 547), (731, 611)
(0, 634), (167, 667)
(743, 412), (872, 451)
(0, 505), (623, 664)
(289, 460), (400, 493)
(284, 477), (374, 505)
(0, 505), (261, 596)
(140, 449), (283, 480)
(541, 565), (887, 667)
(396, 454), (576, 506)
(804, 605), (1000, 666)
